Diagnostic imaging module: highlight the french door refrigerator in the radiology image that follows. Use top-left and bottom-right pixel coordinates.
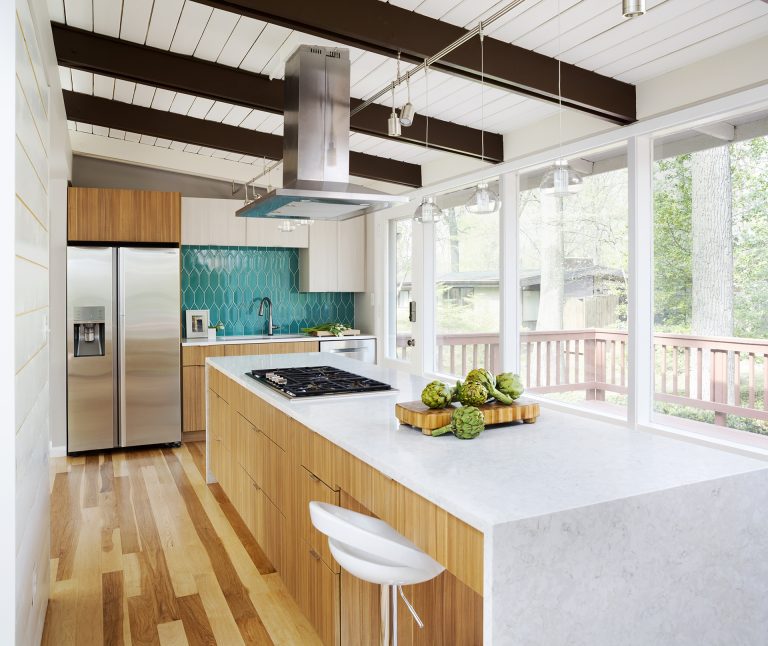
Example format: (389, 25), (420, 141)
(67, 246), (181, 452)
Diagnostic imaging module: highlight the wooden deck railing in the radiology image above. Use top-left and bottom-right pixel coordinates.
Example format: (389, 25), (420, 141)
(397, 329), (768, 426)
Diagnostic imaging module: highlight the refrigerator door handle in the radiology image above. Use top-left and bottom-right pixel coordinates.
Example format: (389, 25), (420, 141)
(118, 255), (127, 448)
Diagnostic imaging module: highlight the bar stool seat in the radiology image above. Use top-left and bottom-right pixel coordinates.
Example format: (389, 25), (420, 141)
(309, 501), (444, 645)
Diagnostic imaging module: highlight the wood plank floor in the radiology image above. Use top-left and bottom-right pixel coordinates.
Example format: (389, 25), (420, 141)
(42, 442), (323, 646)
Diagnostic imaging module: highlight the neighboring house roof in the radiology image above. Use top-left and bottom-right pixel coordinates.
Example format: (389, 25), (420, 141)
(400, 264), (624, 290)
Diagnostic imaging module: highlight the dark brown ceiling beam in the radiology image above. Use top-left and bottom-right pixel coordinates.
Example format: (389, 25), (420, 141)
(53, 24), (503, 162)
(193, 0), (636, 125)
(62, 91), (422, 188)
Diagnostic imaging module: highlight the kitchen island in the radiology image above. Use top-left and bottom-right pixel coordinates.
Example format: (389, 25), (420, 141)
(206, 352), (768, 646)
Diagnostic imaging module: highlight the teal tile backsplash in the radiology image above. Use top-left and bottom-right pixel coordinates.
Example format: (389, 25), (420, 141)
(181, 246), (354, 336)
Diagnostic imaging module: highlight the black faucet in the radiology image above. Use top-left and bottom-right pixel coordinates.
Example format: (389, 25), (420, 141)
(257, 297), (280, 336)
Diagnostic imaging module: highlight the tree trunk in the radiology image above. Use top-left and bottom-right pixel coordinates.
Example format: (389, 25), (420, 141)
(536, 197), (565, 331)
(690, 146), (733, 415)
(446, 211), (460, 273)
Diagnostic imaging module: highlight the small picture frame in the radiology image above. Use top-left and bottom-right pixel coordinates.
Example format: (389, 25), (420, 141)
(185, 309), (210, 339)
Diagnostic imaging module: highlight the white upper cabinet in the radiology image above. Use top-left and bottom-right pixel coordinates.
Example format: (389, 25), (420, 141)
(299, 216), (365, 292)
(181, 197), (308, 248)
(246, 218), (308, 248)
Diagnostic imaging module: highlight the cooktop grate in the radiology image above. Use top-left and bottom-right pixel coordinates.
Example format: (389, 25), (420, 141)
(246, 365), (392, 398)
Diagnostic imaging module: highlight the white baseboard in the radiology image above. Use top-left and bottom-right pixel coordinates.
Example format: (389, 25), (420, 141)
(49, 442), (66, 458)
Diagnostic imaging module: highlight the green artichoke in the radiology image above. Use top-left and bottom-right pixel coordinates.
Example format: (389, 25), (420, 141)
(458, 380), (488, 407)
(496, 373), (524, 400)
(421, 380), (452, 409)
(432, 406), (485, 440)
(451, 380), (463, 403)
(466, 367), (514, 405)
(466, 368), (496, 389)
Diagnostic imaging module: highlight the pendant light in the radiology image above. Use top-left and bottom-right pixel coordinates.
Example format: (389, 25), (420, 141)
(400, 74), (415, 127)
(464, 24), (499, 214)
(622, 0), (646, 18)
(413, 196), (440, 223)
(388, 56), (401, 137)
(465, 182), (500, 213)
(413, 62), (440, 223)
(539, 0), (584, 199)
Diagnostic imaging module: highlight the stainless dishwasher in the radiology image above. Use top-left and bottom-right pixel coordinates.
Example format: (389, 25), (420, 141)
(318, 338), (376, 363)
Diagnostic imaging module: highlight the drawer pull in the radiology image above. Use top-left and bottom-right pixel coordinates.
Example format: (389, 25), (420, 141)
(308, 548), (321, 561)
(308, 471), (321, 482)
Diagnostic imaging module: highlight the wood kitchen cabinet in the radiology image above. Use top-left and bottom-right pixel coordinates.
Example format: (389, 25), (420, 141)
(207, 364), (485, 646)
(181, 197), (309, 248)
(299, 216), (365, 292)
(182, 341), (318, 438)
(68, 187), (181, 243)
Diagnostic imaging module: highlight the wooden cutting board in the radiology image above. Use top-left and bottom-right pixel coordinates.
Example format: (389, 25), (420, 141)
(396, 400), (540, 435)
(307, 329), (361, 337)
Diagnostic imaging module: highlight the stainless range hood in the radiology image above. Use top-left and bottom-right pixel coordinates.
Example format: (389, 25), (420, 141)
(237, 45), (408, 221)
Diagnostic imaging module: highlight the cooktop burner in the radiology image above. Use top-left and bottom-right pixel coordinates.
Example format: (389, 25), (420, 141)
(246, 366), (393, 398)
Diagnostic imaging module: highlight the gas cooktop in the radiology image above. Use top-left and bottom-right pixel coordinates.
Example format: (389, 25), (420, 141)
(246, 366), (393, 399)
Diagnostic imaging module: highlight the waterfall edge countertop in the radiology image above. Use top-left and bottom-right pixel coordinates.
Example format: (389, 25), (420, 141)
(207, 352), (767, 533)
(207, 352), (768, 645)
(182, 333), (375, 347)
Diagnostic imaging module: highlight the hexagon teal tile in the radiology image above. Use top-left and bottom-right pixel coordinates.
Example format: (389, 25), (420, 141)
(180, 244), (354, 337)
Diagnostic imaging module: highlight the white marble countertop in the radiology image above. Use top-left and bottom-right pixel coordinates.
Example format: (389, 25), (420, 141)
(182, 333), (375, 347)
(207, 352), (768, 533)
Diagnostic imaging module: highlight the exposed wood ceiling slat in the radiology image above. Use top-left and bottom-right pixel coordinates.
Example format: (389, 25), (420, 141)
(52, 24), (504, 162)
(192, 0), (636, 124)
(62, 90), (422, 187)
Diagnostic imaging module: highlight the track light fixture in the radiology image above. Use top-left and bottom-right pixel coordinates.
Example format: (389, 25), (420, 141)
(388, 82), (401, 137)
(399, 73), (415, 127)
(622, 0), (646, 18)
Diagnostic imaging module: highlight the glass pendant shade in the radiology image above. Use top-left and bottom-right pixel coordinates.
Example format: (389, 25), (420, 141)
(540, 160), (584, 198)
(464, 182), (500, 214)
(413, 196), (440, 223)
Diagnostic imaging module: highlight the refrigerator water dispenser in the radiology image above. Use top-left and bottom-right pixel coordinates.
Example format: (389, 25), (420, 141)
(73, 306), (105, 357)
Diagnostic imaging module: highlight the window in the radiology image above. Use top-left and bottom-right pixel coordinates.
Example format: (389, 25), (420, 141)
(433, 182), (500, 378)
(653, 122), (768, 437)
(388, 218), (414, 361)
(518, 148), (629, 418)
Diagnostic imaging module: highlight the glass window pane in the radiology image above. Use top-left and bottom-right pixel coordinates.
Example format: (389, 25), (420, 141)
(433, 182), (500, 377)
(389, 218), (414, 361)
(519, 148), (629, 418)
(653, 118), (768, 440)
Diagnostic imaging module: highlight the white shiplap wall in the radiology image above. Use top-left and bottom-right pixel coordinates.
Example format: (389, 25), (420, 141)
(15, 0), (52, 644)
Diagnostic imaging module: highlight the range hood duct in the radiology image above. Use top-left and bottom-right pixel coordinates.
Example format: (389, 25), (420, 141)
(237, 45), (408, 221)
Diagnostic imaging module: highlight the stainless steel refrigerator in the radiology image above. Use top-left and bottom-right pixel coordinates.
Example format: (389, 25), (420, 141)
(67, 246), (181, 452)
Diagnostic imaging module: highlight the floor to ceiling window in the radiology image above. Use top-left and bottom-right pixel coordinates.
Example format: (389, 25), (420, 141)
(432, 181), (500, 378)
(653, 116), (768, 438)
(518, 146), (629, 418)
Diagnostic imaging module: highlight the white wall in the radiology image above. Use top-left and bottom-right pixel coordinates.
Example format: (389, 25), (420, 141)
(13, 0), (71, 643)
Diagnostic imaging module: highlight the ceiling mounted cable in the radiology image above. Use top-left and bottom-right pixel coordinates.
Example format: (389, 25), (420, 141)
(351, 0), (528, 118)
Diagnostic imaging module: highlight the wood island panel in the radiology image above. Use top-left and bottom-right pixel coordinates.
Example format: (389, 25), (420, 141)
(206, 364), (485, 645)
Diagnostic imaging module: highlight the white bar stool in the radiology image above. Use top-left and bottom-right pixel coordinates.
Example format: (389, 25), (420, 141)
(309, 501), (445, 646)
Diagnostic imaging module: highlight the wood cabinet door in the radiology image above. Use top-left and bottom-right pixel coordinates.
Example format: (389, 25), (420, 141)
(337, 216), (365, 292)
(68, 187), (180, 243)
(182, 366), (205, 433)
(299, 220), (339, 292)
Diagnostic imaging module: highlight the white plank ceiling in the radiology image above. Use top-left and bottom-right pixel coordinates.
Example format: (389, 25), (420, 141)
(50, 0), (768, 173)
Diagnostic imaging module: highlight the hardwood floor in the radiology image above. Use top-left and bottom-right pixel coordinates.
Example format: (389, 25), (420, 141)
(42, 442), (323, 646)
